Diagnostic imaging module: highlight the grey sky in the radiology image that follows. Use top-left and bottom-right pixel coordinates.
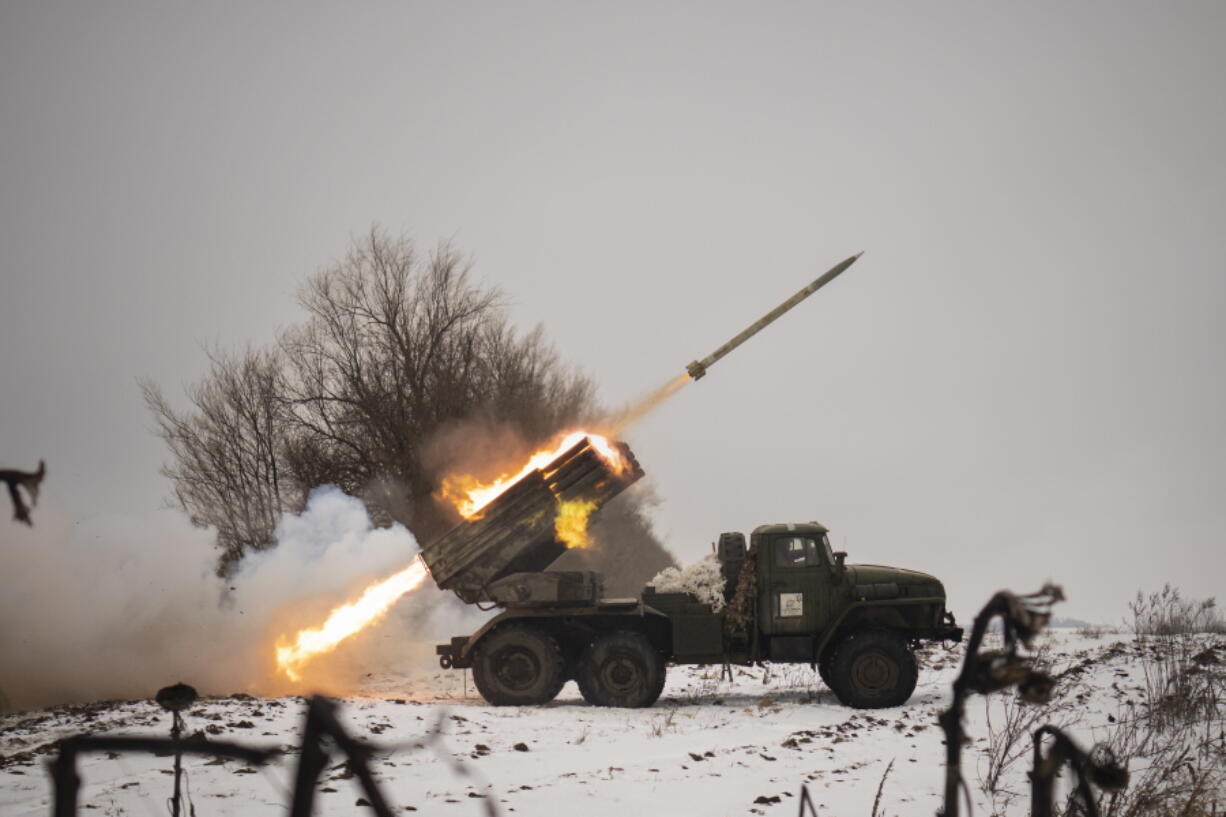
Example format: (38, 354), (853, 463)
(2, 2), (1223, 623)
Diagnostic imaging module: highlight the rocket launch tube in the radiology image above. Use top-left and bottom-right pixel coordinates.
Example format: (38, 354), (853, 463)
(685, 252), (862, 380)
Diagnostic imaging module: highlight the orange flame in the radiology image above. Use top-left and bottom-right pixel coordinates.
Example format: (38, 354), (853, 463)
(274, 432), (632, 682)
(436, 430), (629, 520)
(275, 556), (430, 682)
(555, 499), (598, 549)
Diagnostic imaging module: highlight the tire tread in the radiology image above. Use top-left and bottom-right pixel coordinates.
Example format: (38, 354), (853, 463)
(828, 629), (917, 709)
(472, 624), (566, 706)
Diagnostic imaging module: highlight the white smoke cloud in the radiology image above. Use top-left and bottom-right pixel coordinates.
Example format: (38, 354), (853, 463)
(0, 486), (479, 713)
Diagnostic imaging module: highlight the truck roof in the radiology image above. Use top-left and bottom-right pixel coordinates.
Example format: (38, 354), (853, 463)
(752, 521), (829, 537)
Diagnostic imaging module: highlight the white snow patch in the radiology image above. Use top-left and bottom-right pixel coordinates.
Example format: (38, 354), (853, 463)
(2, 631), (1188, 817)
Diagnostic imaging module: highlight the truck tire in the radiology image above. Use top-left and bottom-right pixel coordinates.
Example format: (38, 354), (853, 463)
(828, 630), (917, 709)
(471, 624), (566, 706)
(576, 631), (666, 708)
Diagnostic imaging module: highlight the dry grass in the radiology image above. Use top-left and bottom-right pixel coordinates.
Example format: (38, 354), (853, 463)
(966, 586), (1225, 816)
(977, 643), (1081, 816)
(1090, 588), (1226, 816)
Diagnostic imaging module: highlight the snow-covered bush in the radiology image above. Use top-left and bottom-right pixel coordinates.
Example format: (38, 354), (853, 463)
(649, 554), (726, 612)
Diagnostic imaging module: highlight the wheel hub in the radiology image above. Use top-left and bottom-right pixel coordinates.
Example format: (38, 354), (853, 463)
(495, 648), (541, 691)
(851, 650), (897, 695)
(601, 657), (640, 693)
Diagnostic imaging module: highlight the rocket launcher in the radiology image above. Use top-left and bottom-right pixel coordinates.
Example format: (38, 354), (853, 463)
(419, 437), (644, 606)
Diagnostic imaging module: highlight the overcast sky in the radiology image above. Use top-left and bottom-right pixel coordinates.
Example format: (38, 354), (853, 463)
(2, 2), (1223, 623)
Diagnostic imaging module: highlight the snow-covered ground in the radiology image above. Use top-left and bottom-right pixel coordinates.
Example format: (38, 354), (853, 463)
(1, 631), (1221, 817)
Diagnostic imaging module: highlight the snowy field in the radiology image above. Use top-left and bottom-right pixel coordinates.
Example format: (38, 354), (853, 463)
(2, 631), (1222, 817)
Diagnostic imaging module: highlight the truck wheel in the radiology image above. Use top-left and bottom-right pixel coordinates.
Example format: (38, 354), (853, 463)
(576, 631), (666, 708)
(828, 630), (917, 709)
(471, 625), (566, 706)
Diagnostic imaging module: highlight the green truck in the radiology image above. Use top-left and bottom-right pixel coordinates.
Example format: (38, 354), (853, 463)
(426, 443), (961, 710)
(427, 255), (960, 709)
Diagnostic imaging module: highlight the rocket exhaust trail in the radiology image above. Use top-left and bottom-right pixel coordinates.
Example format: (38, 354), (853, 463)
(601, 372), (693, 435)
(602, 252), (862, 434)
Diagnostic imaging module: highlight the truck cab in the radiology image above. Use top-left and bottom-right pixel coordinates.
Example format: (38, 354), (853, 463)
(752, 522), (952, 638)
(756, 523), (843, 648)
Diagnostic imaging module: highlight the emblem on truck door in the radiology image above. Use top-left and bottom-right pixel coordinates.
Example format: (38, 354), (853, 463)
(779, 592), (804, 617)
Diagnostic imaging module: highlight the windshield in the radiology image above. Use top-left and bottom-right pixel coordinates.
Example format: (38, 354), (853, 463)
(821, 533), (835, 564)
(774, 536), (828, 568)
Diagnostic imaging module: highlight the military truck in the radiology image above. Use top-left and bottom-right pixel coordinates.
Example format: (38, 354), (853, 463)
(425, 256), (963, 707)
(430, 488), (961, 709)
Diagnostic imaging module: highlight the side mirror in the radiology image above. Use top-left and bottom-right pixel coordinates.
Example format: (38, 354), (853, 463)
(833, 551), (847, 574)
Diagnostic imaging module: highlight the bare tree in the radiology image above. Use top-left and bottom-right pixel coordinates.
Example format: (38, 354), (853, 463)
(475, 323), (597, 442)
(142, 347), (290, 571)
(145, 228), (672, 584)
(277, 229), (597, 539)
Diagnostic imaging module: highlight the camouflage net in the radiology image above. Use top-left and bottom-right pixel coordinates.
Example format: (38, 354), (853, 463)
(650, 554), (726, 612)
(723, 548), (757, 633)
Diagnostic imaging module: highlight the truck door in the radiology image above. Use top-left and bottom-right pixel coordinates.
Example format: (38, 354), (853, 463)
(760, 534), (831, 637)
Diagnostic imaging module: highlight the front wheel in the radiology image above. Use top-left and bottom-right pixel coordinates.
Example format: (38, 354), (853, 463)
(471, 624), (566, 706)
(828, 630), (917, 709)
(576, 631), (666, 708)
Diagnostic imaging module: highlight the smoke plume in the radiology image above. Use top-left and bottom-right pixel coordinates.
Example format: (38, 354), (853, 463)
(0, 486), (480, 713)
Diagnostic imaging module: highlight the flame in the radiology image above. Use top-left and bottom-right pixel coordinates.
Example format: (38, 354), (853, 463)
(275, 556), (430, 682)
(436, 430), (628, 520)
(274, 431), (631, 682)
(555, 499), (599, 548)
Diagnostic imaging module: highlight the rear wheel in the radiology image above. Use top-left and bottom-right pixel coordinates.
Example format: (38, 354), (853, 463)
(828, 630), (917, 709)
(576, 631), (666, 708)
(472, 625), (566, 706)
